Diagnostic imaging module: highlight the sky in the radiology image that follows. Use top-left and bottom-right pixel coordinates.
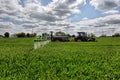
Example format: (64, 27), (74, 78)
(0, 0), (120, 36)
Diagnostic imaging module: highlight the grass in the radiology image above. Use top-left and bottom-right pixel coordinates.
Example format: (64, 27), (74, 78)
(0, 37), (120, 79)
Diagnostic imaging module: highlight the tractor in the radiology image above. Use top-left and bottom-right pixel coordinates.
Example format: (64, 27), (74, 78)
(74, 32), (96, 42)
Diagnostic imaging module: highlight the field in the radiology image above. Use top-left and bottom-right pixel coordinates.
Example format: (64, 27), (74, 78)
(0, 38), (120, 80)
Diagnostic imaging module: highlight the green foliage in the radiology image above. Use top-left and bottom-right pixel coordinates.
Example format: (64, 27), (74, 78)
(0, 38), (120, 79)
(88, 33), (96, 38)
(26, 33), (30, 37)
(100, 34), (107, 37)
(66, 34), (71, 37)
(30, 33), (37, 37)
(4, 32), (10, 38)
(16, 32), (26, 37)
(55, 31), (66, 36)
(71, 34), (75, 37)
(112, 33), (120, 37)
(16, 32), (37, 38)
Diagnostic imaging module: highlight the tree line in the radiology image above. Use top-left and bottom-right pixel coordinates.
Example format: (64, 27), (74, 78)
(3, 32), (37, 38)
(100, 33), (120, 37)
(2, 31), (70, 38)
(1, 31), (120, 38)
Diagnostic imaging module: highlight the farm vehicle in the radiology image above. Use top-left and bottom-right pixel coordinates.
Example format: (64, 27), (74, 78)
(34, 35), (50, 42)
(52, 36), (70, 42)
(34, 32), (96, 42)
(51, 32), (96, 42)
(74, 32), (96, 42)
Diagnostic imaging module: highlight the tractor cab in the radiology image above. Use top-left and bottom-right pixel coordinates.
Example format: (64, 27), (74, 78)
(78, 32), (87, 37)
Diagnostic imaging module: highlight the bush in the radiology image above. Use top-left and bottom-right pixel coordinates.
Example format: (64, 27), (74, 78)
(16, 32), (37, 38)
(26, 33), (30, 37)
(71, 35), (75, 37)
(30, 33), (37, 37)
(55, 31), (66, 36)
(100, 34), (107, 37)
(112, 33), (120, 37)
(88, 33), (96, 38)
(16, 32), (26, 37)
(4, 32), (10, 38)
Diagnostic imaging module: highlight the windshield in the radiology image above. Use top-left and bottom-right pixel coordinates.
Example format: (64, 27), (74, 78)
(78, 32), (87, 37)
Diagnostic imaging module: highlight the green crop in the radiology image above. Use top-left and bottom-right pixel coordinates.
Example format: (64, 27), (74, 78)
(0, 37), (120, 80)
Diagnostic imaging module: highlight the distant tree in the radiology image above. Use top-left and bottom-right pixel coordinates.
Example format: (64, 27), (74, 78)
(100, 34), (107, 37)
(26, 33), (30, 37)
(42, 33), (49, 36)
(50, 31), (53, 40)
(71, 35), (75, 37)
(55, 31), (66, 36)
(16, 32), (26, 37)
(66, 34), (71, 37)
(30, 33), (37, 37)
(33, 33), (37, 37)
(4, 32), (10, 38)
(31, 33), (37, 37)
(112, 33), (120, 37)
(0, 35), (3, 38)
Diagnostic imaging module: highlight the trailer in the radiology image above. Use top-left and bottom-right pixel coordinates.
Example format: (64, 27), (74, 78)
(52, 36), (70, 42)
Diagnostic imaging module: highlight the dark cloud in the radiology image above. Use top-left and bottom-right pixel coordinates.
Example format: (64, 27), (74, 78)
(29, 12), (58, 22)
(54, 9), (71, 17)
(66, 0), (76, 4)
(100, 1), (118, 10)
(106, 19), (120, 25)
(22, 24), (38, 29)
(90, 0), (120, 11)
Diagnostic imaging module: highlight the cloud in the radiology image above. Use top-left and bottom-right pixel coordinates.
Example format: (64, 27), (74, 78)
(79, 14), (120, 26)
(0, 22), (14, 29)
(0, 0), (23, 16)
(0, 0), (85, 35)
(22, 23), (39, 29)
(104, 10), (119, 14)
(75, 14), (120, 36)
(0, 21), (17, 35)
(0, 0), (119, 36)
(23, 0), (85, 22)
(82, 17), (89, 20)
(90, 0), (120, 12)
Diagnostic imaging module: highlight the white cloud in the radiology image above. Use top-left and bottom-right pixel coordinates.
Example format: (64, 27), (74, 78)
(104, 10), (119, 14)
(0, 22), (16, 35)
(75, 14), (120, 36)
(0, 0), (23, 16)
(82, 17), (89, 20)
(0, 0), (85, 35)
(0, 0), (120, 36)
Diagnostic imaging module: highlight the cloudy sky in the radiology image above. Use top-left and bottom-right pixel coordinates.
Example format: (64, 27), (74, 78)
(0, 0), (120, 36)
